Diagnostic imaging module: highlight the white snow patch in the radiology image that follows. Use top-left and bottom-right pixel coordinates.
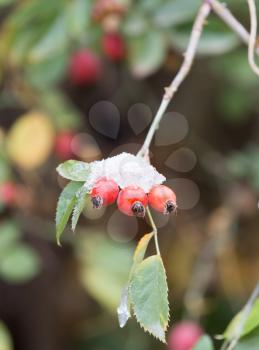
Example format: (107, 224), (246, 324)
(85, 152), (165, 193)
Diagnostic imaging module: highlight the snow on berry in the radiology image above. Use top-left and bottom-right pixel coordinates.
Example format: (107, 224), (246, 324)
(85, 152), (165, 193)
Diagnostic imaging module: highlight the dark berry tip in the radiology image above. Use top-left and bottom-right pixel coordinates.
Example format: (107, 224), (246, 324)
(131, 201), (145, 218)
(92, 195), (103, 209)
(164, 200), (177, 215)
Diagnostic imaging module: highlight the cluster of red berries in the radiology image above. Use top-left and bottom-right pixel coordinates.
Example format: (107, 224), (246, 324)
(90, 178), (177, 217)
(69, 33), (125, 86)
(67, 0), (126, 86)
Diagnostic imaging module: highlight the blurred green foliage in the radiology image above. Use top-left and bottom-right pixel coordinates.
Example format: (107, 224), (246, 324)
(193, 336), (214, 350)
(0, 0), (259, 348)
(212, 50), (259, 123)
(76, 233), (134, 311)
(0, 220), (40, 283)
(224, 300), (259, 340)
(0, 0), (248, 81)
(227, 144), (259, 191)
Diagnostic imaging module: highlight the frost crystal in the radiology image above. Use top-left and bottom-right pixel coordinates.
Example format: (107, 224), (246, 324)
(117, 286), (131, 328)
(86, 152), (165, 192)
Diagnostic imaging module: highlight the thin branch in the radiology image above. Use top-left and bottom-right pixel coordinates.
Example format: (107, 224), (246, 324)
(209, 0), (259, 55)
(137, 1), (211, 158)
(146, 207), (160, 256)
(221, 281), (259, 350)
(247, 0), (259, 75)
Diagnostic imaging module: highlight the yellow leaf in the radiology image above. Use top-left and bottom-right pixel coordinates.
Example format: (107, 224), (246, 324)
(6, 111), (54, 170)
(133, 232), (154, 266)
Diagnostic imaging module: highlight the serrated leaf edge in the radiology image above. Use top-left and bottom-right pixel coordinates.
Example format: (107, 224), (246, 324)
(55, 181), (83, 246)
(129, 255), (170, 343)
(71, 186), (89, 232)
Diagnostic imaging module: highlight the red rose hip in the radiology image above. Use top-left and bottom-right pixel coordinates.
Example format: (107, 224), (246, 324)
(91, 177), (119, 208)
(148, 185), (177, 214)
(102, 33), (125, 61)
(117, 185), (148, 217)
(0, 182), (16, 205)
(168, 321), (203, 350)
(54, 131), (75, 160)
(69, 49), (101, 85)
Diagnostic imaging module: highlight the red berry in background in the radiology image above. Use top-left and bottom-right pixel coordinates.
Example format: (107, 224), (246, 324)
(69, 50), (101, 86)
(117, 185), (148, 217)
(148, 185), (177, 215)
(102, 33), (125, 61)
(54, 131), (75, 160)
(0, 182), (16, 206)
(91, 177), (119, 208)
(168, 321), (203, 350)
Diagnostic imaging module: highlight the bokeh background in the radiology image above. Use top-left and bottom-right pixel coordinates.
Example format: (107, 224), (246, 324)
(0, 0), (259, 349)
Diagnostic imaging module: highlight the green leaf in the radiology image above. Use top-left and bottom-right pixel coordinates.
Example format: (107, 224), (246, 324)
(0, 221), (20, 254)
(117, 233), (154, 328)
(171, 19), (239, 55)
(171, 30), (238, 55)
(9, 0), (60, 28)
(29, 14), (68, 62)
(236, 327), (259, 350)
(57, 160), (91, 181)
(56, 181), (84, 245)
(224, 300), (259, 340)
(0, 244), (40, 283)
(66, 0), (92, 37)
(0, 321), (13, 350)
(71, 186), (88, 231)
(8, 28), (46, 64)
(192, 335), (214, 350)
(129, 255), (169, 342)
(128, 30), (166, 78)
(153, 0), (200, 28)
(122, 11), (148, 37)
(8, 0), (61, 64)
(138, 0), (163, 12)
(24, 53), (68, 89)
